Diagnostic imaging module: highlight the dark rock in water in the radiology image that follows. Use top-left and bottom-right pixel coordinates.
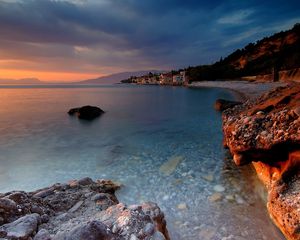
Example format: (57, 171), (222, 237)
(68, 106), (104, 120)
(214, 99), (242, 111)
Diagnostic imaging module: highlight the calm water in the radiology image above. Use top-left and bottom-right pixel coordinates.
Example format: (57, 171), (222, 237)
(0, 85), (283, 239)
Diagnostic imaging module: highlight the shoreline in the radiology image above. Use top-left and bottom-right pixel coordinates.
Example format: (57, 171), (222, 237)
(221, 82), (300, 240)
(188, 80), (287, 101)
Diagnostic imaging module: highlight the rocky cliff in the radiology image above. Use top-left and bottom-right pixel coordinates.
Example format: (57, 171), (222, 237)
(0, 178), (169, 240)
(222, 83), (300, 239)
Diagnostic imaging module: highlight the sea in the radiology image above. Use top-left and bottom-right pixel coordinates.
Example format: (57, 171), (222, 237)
(0, 84), (284, 239)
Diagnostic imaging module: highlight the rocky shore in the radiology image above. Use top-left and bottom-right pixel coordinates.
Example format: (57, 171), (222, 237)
(0, 178), (169, 240)
(222, 83), (300, 240)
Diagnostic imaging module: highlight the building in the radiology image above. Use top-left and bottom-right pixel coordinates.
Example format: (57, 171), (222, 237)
(172, 71), (187, 85)
(159, 73), (173, 85)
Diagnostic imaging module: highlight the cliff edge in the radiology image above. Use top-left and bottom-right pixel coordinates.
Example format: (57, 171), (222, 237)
(222, 83), (300, 239)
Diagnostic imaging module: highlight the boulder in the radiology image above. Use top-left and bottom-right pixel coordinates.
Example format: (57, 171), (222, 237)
(68, 106), (104, 120)
(55, 221), (115, 240)
(214, 99), (241, 111)
(0, 213), (40, 239)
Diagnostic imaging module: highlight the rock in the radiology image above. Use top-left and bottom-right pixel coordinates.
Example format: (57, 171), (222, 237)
(98, 202), (169, 240)
(209, 193), (222, 202)
(6, 192), (28, 204)
(68, 106), (105, 120)
(177, 203), (188, 210)
(31, 205), (44, 215)
(0, 213), (40, 239)
(56, 221), (115, 240)
(151, 231), (166, 240)
(143, 222), (155, 236)
(34, 188), (54, 198)
(292, 106), (300, 117)
(77, 177), (94, 186)
(159, 156), (183, 176)
(0, 198), (17, 212)
(213, 185), (225, 192)
(214, 99), (241, 112)
(0, 178), (169, 240)
(91, 193), (109, 202)
(34, 229), (51, 240)
(222, 84), (300, 240)
(202, 174), (214, 182)
(68, 201), (84, 213)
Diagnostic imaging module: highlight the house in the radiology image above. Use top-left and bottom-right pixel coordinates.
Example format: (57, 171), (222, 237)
(172, 71), (187, 85)
(159, 73), (173, 85)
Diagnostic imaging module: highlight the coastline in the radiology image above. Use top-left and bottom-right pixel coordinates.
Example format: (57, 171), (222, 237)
(188, 80), (287, 101)
(219, 82), (300, 240)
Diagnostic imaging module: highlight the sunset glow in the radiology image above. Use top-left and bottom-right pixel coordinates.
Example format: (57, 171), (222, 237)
(0, 69), (105, 82)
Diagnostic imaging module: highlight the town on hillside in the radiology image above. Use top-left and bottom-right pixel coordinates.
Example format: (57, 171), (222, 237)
(121, 71), (189, 86)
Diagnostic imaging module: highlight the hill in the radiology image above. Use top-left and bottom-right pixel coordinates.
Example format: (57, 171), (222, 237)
(77, 71), (162, 84)
(0, 78), (44, 84)
(187, 23), (300, 82)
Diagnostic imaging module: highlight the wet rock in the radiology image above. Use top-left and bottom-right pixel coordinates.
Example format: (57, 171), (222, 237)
(0, 213), (40, 239)
(68, 106), (105, 120)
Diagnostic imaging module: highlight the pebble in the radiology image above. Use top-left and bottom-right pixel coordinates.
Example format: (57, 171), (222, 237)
(213, 185), (225, 192)
(177, 203), (188, 210)
(162, 195), (169, 201)
(202, 174), (214, 182)
(225, 195), (235, 201)
(235, 196), (245, 204)
(209, 193), (222, 202)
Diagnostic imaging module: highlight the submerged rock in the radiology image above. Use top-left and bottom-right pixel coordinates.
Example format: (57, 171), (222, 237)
(68, 105), (105, 120)
(159, 156), (183, 176)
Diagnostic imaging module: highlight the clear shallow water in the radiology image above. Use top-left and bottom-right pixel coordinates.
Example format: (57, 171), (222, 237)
(0, 85), (283, 239)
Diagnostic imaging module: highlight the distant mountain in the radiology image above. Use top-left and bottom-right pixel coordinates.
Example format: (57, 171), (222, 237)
(187, 23), (300, 82)
(0, 78), (44, 84)
(77, 70), (162, 84)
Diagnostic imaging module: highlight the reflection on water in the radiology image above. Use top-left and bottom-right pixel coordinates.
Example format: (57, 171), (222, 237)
(0, 85), (283, 239)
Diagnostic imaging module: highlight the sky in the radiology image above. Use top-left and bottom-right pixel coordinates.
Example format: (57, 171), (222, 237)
(0, 0), (300, 82)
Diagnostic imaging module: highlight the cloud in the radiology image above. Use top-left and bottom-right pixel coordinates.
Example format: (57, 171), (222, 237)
(217, 9), (255, 25)
(0, 0), (299, 80)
